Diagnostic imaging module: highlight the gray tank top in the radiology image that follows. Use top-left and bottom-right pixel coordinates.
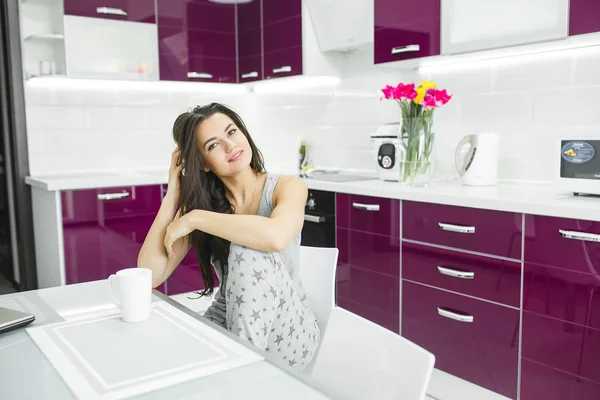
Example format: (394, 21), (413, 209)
(203, 173), (305, 327)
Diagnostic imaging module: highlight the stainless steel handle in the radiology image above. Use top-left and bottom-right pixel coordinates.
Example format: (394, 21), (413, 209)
(304, 214), (325, 224)
(187, 72), (213, 79)
(437, 266), (474, 280)
(559, 229), (600, 242)
(273, 66), (292, 74)
(437, 307), (474, 323)
(438, 222), (475, 234)
(391, 44), (420, 55)
(96, 7), (128, 16)
(97, 192), (130, 201)
(241, 71), (258, 79)
(352, 202), (380, 211)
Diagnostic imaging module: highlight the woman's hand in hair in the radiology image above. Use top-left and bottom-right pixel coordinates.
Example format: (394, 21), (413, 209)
(164, 211), (193, 258)
(166, 147), (183, 204)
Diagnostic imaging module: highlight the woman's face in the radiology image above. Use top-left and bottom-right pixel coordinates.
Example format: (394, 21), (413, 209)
(195, 112), (252, 176)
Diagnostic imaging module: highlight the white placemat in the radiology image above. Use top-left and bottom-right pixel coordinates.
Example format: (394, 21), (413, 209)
(27, 302), (264, 399)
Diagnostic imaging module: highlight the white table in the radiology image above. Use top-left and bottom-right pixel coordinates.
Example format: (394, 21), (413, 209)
(0, 281), (333, 399)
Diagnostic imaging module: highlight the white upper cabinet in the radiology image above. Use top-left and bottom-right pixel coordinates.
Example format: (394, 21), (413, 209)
(441, 0), (569, 55)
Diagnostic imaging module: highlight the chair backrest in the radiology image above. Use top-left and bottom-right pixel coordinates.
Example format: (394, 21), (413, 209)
(309, 307), (435, 400)
(298, 246), (338, 332)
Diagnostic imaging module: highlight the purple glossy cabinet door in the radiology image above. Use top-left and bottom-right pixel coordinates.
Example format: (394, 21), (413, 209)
(524, 215), (600, 272)
(521, 311), (600, 399)
(403, 241), (521, 307)
(374, 0), (440, 64)
(336, 193), (400, 237)
(520, 359), (600, 400)
(64, 0), (156, 23)
(62, 185), (162, 287)
(237, 0), (262, 82)
(336, 227), (399, 333)
(167, 249), (220, 295)
(157, 0), (236, 83)
(569, 0), (600, 36)
(262, 0), (302, 79)
(402, 281), (519, 399)
(403, 201), (522, 259)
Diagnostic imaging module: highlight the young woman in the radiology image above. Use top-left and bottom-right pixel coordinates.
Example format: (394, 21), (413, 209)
(138, 103), (320, 369)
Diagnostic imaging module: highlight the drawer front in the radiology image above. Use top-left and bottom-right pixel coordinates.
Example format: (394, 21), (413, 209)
(403, 201), (522, 259)
(402, 281), (519, 399)
(524, 215), (600, 274)
(520, 358), (600, 400)
(522, 311), (600, 385)
(64, 0), (156, 24)
(403, 242), (521, 307)
(336, 193), (400, 237)
(62, 185), (162, 224)
(523, 262), (600, 330)
(336, 263), (399, 333)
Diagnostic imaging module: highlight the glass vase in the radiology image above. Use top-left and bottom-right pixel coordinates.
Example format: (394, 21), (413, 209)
(398, 117), (435, 186)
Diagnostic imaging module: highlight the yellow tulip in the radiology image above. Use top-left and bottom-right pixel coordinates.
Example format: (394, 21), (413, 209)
(414, 87), (426, 104)
(419, 80), (436, 90)
(414, 81), (436, 104)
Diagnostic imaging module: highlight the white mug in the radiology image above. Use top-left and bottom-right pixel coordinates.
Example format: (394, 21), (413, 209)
(108, 268), (152, 323)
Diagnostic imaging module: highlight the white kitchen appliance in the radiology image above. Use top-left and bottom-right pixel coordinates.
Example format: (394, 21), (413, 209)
(454, 133), (500, 186)
(557, 136), (600, 196)
(371, 123), (401, 181)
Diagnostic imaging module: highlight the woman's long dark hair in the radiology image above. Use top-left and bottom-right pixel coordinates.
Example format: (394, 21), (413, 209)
(172, 103), (265, 296)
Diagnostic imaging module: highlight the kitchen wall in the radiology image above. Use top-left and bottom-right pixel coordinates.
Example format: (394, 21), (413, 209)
(24, 44), (600, 183)
(299, 44), (600, 183)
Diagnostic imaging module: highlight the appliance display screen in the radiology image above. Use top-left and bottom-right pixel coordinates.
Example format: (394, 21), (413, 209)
(560, 140), (600, 180)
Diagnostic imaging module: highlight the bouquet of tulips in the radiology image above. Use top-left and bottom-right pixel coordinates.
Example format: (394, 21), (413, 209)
(381, 81), (452, 184)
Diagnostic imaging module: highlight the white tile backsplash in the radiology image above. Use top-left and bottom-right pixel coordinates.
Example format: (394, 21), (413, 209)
(24, 46), (600, 183)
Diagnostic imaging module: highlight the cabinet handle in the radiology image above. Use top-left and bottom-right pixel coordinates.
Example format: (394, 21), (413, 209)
(187, 72), (213, 79)
(97, 192), (130, 201)
(96, 7), (128, 16)
(304, 214), (325, 223)
(559, 229), (600, 243)
(273, 66), (292, 74)
(438, 222), (475, 234)
(352, 202), (380, 211)
(391, 44), (420, 55)
(437, 307), (474, 323)
(437, 266), (474, 280)
(241, 71), (258, 79)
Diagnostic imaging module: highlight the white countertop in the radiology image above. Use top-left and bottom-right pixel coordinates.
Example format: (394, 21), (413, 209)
(25, 170), (600, 221)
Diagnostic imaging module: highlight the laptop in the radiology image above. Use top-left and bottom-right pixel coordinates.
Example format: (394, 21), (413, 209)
(0, 307), (35, 334)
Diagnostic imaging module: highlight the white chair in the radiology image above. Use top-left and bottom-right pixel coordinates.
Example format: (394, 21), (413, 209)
(309, 307), (435, 400)
(298, 245), (339, 332)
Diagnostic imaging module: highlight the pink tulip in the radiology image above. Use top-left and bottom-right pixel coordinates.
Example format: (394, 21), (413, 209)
(381, 85), (394, 100)
(422, 95), (437, 109)
(433, 89), (452, 105)
(394, 83), (417, 100)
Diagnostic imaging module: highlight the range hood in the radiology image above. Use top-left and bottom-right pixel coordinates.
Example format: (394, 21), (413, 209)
(305, 0), (373, 52)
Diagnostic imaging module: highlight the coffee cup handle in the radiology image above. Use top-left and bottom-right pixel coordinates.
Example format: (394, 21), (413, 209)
(108, 274), (121, 307)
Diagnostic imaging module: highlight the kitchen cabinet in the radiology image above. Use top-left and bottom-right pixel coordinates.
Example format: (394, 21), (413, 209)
(63, 15), (159, 81)
(403, 201), (522, 259)
(157, 0), (236, 83)
(519, 214), (600, 399)
(402, 281), (520, 399)
(403, 241), (521, 308)
(440, 0), (568, 55)
(262, 0), (302, 79)
(63, 0), (156, 24)
(401, 201), (522, 398)
(61, 185), (165, 293)
(569, 0), (600, 36)
(237, 0), (262, 82)
(335, 194), (400, 333)
(374, 0), (440, 64)
(168, 249), (219, 295)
